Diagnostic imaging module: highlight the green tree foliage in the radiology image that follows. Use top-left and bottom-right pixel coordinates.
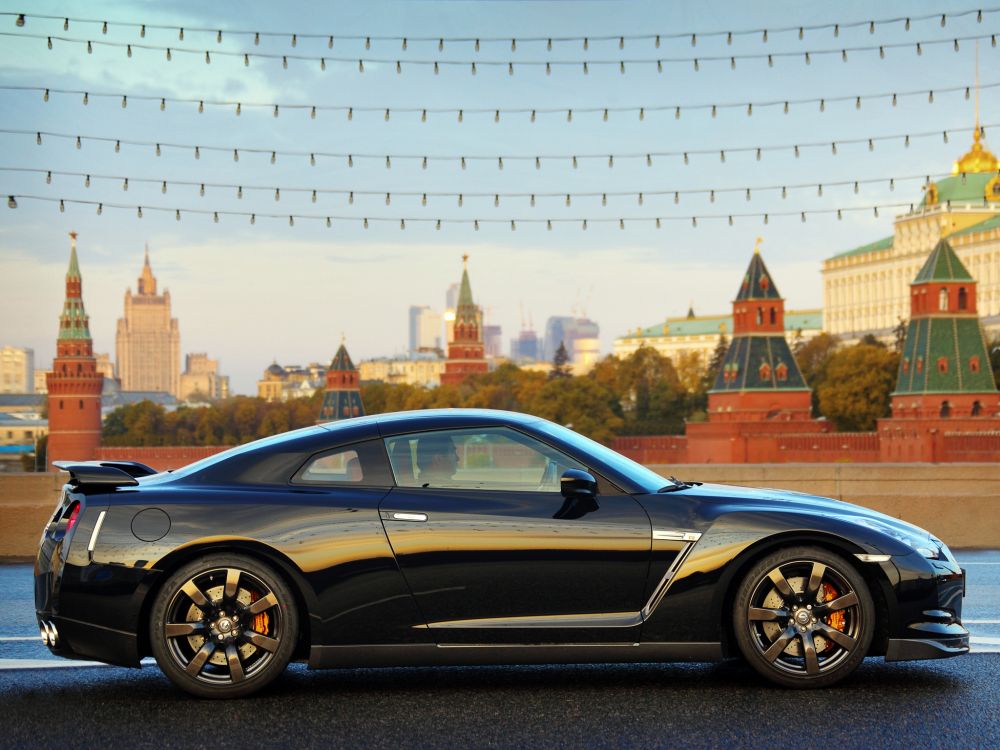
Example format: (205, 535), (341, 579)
(792, 332), (841, 415)
(701, 333), (729, 396)
(590, 347), (690, 434)
(816, 343), (900, 431)
(523, 376), (623, 444)
(102, 392), (324, 447)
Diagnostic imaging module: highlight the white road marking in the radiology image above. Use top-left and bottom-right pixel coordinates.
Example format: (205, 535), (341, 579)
(964, 620), (1000, 624)
(0, 657), (156, 670)
(0, 636), (41, 641)
(970, 636), (1000, 645)
(956, 562), (1000, 565)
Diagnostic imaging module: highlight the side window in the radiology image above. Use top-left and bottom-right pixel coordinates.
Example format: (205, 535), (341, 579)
(384, 427), (584, 492)
(293, 439), (393, 486)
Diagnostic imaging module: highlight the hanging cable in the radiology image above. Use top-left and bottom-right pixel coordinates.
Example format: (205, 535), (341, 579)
(6, 30), (997, 73)
(6, 165), (971, 204)
(8, 122), (996, 168)
(8, 81), (996, 121)
(3, 7), (993, 48)
(5, 194), (953, 227)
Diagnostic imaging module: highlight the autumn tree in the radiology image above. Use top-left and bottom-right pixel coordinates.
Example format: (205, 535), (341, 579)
(816, 343), (900, 431)
(524, 376), (623, 444)
(792, 332), (840, 415)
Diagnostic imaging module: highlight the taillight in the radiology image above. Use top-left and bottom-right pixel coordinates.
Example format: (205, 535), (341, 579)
(65, 503), (81, 534)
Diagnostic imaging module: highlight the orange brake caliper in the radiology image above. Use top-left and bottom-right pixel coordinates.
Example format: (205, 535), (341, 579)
(822, 583), (846, 636)
(248, 590), (270, 635)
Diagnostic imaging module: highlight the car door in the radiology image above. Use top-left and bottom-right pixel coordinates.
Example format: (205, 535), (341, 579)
(378, 426), (652, 644)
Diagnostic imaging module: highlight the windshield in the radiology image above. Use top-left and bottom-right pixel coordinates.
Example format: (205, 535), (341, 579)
(532, 420), (669, 494)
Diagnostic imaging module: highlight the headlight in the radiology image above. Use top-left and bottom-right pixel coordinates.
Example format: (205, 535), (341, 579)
(852, 517), (939, 558)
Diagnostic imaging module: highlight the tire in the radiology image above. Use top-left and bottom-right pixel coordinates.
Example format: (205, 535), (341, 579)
(732, 545), (874, 689)
(150, 553), (299, 699)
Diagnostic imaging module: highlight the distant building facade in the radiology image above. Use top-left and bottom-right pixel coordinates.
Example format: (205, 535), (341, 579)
(46, 232), (104, 467)
(510, 328), (540, 362)
(179, 353), (230, 402)
(359, 355), (446, 387)
(409, 305), (444, 354)
(0, 346), (33, 393)
(115, 247), (181, 396)
(483, 324), (503, 358)
(542, 316), (600, 363)
(257, 361), (326, 402)
(614, 310), (823, 364)
(822, 127), (1000, 343)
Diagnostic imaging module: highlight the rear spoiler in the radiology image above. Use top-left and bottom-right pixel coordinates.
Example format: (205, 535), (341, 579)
(53, 460), (158, 487)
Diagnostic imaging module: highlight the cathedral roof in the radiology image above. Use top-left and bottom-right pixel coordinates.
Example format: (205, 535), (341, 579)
(329, 343), (356, 372)
(458, 263), (474, 307)
(948, 213), (1000, 239)
(735, 251), (782, 301)
(953, 127), (998, 174)
(66, 238), (81, 280)
(920, 172), (998, 207)
(912, 239), (974, 284)
(827, 235), (893, 262)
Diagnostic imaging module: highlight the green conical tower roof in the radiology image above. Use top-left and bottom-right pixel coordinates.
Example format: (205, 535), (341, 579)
(455, 254), (478, 325)
(58, 232), (92, 341)
(912, 239), (974, 283)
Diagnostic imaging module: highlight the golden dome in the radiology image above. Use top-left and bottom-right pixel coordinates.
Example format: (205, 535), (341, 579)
(952, 127), (999, 174)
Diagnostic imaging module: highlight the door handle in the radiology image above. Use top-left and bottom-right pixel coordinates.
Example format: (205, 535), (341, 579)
(391, 512), (428, 522)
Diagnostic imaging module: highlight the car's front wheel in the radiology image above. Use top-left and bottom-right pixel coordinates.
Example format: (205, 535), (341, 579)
(150, 554), (298, 698)
(733, 545), (874, 688)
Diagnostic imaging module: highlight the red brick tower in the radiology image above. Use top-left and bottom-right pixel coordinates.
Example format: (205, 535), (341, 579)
(880, 238), (1000, 460)
(686, 240), (820, 462)
(440, 255), (488, 386)
(46, 232), (104, 468)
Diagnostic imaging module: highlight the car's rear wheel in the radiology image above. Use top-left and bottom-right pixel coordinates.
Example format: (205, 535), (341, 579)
(150, 554), (298, 699)
(733, 546), (874, 688)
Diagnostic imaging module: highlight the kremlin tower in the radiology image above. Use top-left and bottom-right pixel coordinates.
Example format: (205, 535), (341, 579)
(708, 240), (812, 421)
(440, 255), (489, 386)
(317, 340), (365, 422)
(685, 240), (822, 463)
(46, 232), (104, 468)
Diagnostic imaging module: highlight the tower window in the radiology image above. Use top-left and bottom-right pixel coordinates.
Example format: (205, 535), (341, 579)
(958, 287), (968, 310)
(756, 307), (763, 325)
(969, 356), (981, 373)
(758, 362), (772, 381)
(939, 400), (951, 418)
(79, 399), (84, 409)
(938, 288), (949, 311)
(769, 307), (776, 325)
(937, 357), (949, 374)
(972, 400), (982, 416)
(59, 400), (64, 409)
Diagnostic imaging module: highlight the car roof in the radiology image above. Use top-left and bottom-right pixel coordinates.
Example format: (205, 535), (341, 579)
(362, 408), (540, 437)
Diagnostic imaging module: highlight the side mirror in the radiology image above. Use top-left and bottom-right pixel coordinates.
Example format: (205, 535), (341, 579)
(560, 468), (597, 499)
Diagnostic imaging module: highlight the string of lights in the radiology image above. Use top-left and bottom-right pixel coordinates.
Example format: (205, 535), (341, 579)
(6, 166), (979, 206)
(9, 123), (994, 168)
(8, 81), (996, 121)
(4, 7), (994, 48)
(4, 194), (962, 228)
(6, 31), (997, 73)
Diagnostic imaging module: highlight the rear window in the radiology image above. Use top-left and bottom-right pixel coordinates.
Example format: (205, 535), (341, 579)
(292, 439), (393, 486)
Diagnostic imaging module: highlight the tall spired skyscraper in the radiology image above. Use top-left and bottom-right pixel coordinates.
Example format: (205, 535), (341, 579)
(47, 232), (104, 467)
(115, 246), (180, 396)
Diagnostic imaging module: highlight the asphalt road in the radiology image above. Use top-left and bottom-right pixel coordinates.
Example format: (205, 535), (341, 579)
(2, 553), (998, 749)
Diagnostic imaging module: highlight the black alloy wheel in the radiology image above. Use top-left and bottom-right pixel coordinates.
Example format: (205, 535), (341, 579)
(150, 554), (298, 699)
(733, 546), (874, 688)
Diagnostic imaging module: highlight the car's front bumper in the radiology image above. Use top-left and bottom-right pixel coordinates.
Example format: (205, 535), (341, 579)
(884, 553), (968, 662)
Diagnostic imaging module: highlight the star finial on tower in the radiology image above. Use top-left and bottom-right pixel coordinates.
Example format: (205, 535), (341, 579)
(754, 236), (763, 255)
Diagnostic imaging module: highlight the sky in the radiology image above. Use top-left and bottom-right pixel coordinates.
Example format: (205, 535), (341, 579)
(0, 0), (997, 394)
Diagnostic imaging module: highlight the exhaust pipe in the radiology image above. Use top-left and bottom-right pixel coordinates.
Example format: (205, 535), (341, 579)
(39, 620), (59, 648)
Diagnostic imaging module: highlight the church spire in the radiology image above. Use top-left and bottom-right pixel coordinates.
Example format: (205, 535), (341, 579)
(952, 42), (998, 174)
(138, 244), (157, 295)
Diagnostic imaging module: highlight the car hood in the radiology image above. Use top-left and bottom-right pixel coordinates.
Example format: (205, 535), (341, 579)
(682, 482), (937, 545)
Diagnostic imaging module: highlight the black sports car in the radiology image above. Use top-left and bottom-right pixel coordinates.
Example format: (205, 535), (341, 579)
(36, 409), (968, 698)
